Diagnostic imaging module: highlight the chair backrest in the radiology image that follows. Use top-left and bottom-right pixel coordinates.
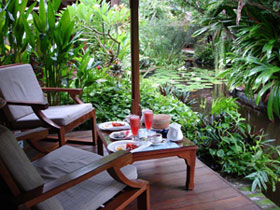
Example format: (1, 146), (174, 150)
(0, 64), (45, 122)
(0, 125), (63, 210)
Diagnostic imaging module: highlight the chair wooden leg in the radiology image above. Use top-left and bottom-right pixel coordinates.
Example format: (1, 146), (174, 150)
(91, 110), (97, 145)
(58, 128), (66, 146)
(137, 185), (150, 210)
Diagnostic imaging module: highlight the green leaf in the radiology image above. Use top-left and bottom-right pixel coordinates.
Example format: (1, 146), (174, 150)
(262, 39), (276, 59)
(38, 0), (46, 32)
(52, 0), (61, 12)
(272, 86), (280, 118)
(209, 148), (215, 156)
(217, 149), (225, 158)
(26, 2), (36, 17)
(193, 26), (210, 37)
(254, 66), (280, 89)
(22, 17), (35, 48)
(33, 12), (41, 32)
(248, 65), (266, 77)
(19, 0), (28, 14)
(255, 83), (271, 105)
(267, 88), (275, 120)
(251, 177), (260, 191)
(47, 3), (55, 32)
(59, 9), (73, 43)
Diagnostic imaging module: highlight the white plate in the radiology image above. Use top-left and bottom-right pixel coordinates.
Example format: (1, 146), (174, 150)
(109, 130), (132, 140)
(99, 121), (130, 131)
(151, 139), (166, 146)
(107, 140), (152, 153)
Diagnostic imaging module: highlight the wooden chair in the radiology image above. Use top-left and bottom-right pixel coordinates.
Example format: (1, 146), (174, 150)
(0, 64), (97, 146)
(14, 127), (55, 160)
(0, 125), (150, 210)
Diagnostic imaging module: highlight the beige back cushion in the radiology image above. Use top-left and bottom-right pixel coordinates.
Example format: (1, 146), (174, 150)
(0, 125), (63, 210)
(0, 64), (45, 121)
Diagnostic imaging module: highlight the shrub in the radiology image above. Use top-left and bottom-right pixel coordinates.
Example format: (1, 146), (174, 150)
(194, 43), (214, 66)
(67, 0), (130, 70)
(193, 97), (280, 191)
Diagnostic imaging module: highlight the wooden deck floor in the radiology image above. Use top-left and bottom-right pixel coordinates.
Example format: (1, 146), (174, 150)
(42, 131), (262, 210)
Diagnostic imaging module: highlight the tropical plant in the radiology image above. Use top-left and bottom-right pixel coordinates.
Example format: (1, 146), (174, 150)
(221, 15), (280, 119)
(193, 97), (280, 191)
(194, 42), (214, 66)
(159, 82), (196, 106)
(140, 18), (194, 66)
(186, 0), (280, 120)
(211, 97), (239, 116)
(67, 0), (130, 71)
(0, 0), (35, 64)
(30, 0), (80, 104)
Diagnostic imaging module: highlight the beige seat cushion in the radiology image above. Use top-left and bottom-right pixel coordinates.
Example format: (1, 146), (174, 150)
(12, 103), (93, 128)
(33, 145), (138, 210)
(0, 64), (45, 121)
(0, 125), (63, 210)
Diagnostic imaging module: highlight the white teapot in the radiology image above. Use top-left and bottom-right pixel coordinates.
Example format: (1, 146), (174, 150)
(167, 122), (183, 141)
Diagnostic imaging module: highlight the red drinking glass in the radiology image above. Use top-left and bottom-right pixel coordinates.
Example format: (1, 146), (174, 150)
(130, 115), (140, 141)
(144, 110), (153, 136)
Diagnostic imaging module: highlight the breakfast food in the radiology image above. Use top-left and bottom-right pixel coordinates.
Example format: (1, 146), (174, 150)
(115, 144), (126, 151)
(114, 142), (138, 152)
(112, 122), (125, 127)
(126, 142), (138, 151)
(112, 130), (129, 139)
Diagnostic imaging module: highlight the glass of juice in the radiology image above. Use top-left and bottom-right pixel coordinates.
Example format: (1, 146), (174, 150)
(129, 115), (140, 141)
(144, 110), (153, 138)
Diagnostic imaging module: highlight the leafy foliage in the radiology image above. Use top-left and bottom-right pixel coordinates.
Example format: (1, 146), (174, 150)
(0, 0), (80, 104)
(67, 0), (130, 72)
(211, 97), (239, 115)
(186, 0), (280, 120)
(33, 0), (79, 89)
(136, 0), (198, 68)
(0, 0), (35, 64)
(194, 43), (214, 66)
(159, 82), (196, 106)
(193, 97), (280, 191)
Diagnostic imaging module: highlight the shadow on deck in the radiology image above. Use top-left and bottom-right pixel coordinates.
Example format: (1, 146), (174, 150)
(28, 130), (261, 210)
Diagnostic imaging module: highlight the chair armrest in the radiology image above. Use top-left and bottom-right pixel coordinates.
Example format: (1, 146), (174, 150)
(16, 151), (134, 208)
(42, 87), (84, 104)
(42, 87), (83, 95)
(6, 100), (49, 110)
(15, 127), (49, 141)
(6, 100), (60, 129)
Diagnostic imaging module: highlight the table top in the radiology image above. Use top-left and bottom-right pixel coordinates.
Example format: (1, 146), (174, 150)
(97, 127), (197, 154)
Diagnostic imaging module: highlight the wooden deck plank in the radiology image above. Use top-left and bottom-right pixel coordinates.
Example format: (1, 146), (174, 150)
(181, 196), (257, 210)
(36, 131), (261, 210)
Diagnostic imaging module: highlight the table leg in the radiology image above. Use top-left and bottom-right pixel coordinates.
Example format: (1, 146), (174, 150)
(97, 128), (111, 155)
(178, 149), (196, 190)
(97, 129), (104, 155)
(97, 136), (104, 156)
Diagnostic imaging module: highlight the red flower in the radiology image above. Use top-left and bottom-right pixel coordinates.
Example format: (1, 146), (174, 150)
(97, 65), (101, 70)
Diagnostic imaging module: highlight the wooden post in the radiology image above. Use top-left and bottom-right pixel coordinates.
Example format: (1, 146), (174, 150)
(130, 0), (141, 115)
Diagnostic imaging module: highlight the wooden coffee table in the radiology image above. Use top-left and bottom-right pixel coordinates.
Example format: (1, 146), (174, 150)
(97, 128), (198, 190)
